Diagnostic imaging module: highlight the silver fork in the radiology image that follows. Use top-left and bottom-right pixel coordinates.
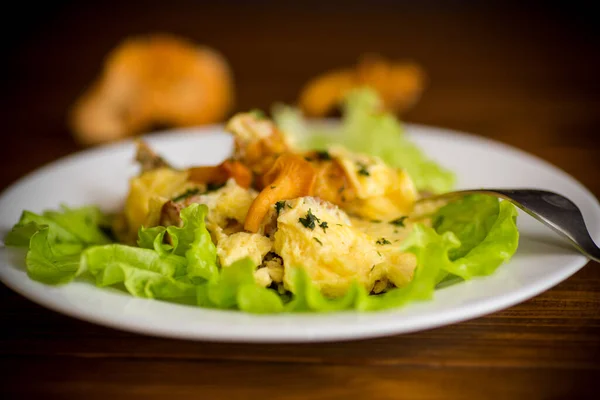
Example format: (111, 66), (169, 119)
(419, 189), (600, 263)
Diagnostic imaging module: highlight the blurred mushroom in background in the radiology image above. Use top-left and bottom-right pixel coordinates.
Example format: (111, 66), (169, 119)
(69, 34), (234, 146)
(298, 54), (426, 117)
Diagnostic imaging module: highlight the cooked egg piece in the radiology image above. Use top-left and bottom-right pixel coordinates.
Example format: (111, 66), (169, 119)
(351, 216), (420, 289)
(350, 216), (414, 245)
(273, 197), (385, 297)
(254, 268), (272, 288)
(123, 167), (190, 237)
(217, 231), (272, 270)
(226, 112), (275, 144)
(264, 257), (284, 284)
(378, 250), (417, 288)
(194, 178), (257, 243)
(330, 146), (417, 220)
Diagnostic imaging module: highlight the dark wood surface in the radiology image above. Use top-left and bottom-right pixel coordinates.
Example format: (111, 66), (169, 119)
(1, 2), (599, 399)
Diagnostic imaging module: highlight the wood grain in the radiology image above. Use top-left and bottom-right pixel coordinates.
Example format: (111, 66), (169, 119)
(2, 359), (598, 400)
(1, 1), (599, 399)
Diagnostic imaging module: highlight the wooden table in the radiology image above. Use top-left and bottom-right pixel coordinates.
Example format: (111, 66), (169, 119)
(2, 2), (599, 398)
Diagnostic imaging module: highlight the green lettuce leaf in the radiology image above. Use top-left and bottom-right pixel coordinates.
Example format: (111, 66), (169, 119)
(4, 194), (518, 314)
(138, 204), (218, 282)
(25, 228), (83, 285)
(137, 226), (167, 249)
(5, 206), (111, 247)
(273, 88), (455, 193)
(4, 220), (45, 247)
(175, 204), (218, 282)
(81, 244), (195, 303)
(437, 199), (519, 280)
(6, 211), (81, 246)
(285, 267), (365, 312)
(237, 284), (285, 314)
(433, 195), (500, 259)
(166, 203), (209, 256)
(42, 205), (112, 245)
(5, 205), (112, 284)
(196, 258), (284, 313)
(204, 258), (256, 308)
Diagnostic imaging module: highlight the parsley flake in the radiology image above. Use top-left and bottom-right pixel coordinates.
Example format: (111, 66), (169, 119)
(319, 221), (328, 232)
(390, 216), (408, 227)
(206, 182), (226, 192)
(299, 208), (320, 230)
(313, 237), (323, 246)
(357, 162), (370, 176)
(275, 201), (287, 214)
(172, 188), (200, 202)
(315, 150), (331, 161)
(376, 238), (391, 245)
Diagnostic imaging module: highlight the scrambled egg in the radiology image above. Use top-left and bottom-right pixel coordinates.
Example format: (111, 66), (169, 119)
(272, 196), (416, 297)
(124, 172), (419, 297)
(122, 139), (424, 299)
(226, 113), (275, 144)
(331, 146), (416, 220)
(195, 179), (257, 243)
(350, 217), (413, 244)
(123, 167), (191, 239)
(217, 232), (272, 269)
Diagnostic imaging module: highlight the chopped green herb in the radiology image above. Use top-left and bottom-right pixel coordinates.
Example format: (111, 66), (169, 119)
(299, 209), (320, 230)
(370, 219), (382, 223)
(319, 221), (328, 232)
(172, 188), (200, 202)
(357, 162), (370, 176)
(313, 237), (323, 246)
(376, 238), (391, 245)
(377, 251), (382, 257)
(390, 216), (408, 227)
(315, 150), (331, 161)
(270, 185), (276, 189)
(304, 157), (313, 162)
(336, 223), (343, 227)
(206, 182), (226, 192)
(275, 201), (287, 214)
(338, 186), (345, 193)
(287, 203), (293, 209)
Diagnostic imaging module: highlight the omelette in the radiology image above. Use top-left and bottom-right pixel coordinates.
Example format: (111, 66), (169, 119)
(118, 112), (433, 298)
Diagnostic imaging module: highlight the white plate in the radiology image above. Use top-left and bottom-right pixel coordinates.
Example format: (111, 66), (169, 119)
(1, 124), (598, 342)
